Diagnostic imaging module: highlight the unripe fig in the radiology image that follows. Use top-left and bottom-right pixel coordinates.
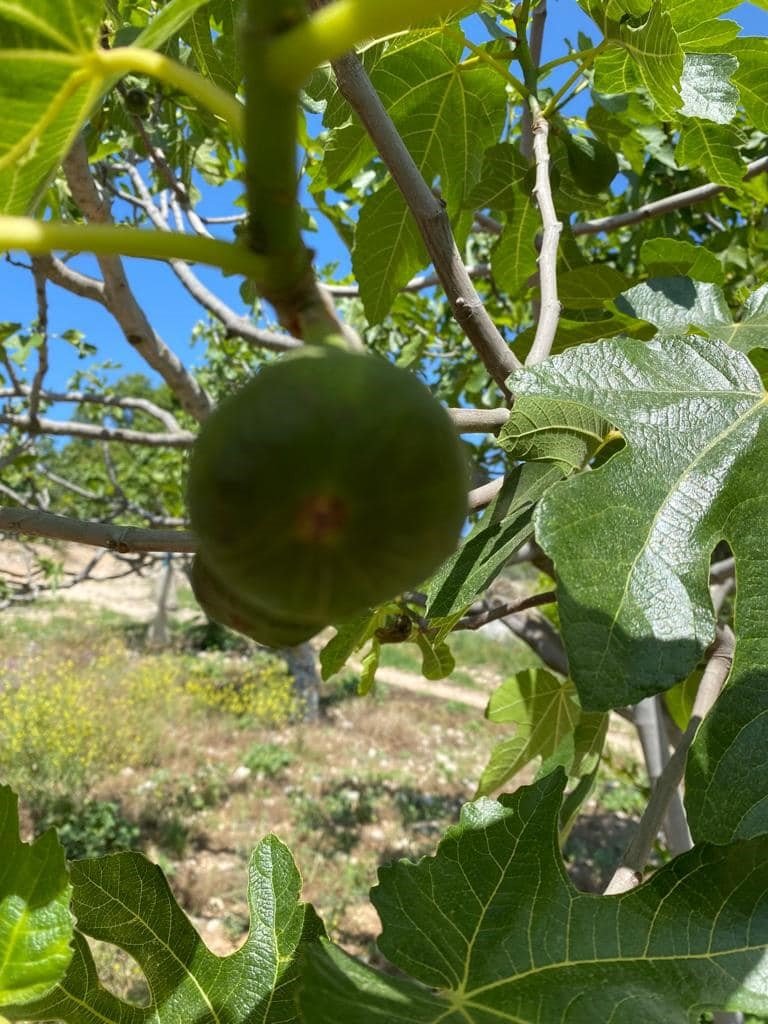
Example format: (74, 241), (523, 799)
(187, 347), (468, 624)
(190, 555), (321, 647)
(563, 134), (618, 195)
(124, 87), (151, 118)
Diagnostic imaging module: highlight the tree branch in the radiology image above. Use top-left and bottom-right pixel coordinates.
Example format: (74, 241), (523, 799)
(525, 107), (562, 365)
(455, 590), (556, 631)
(502, 608), (569, 676)
(604, 627), (736, 895)
(63, 136), (213, 422)
(322, 264), (491, 298)
(449, 408), (509, 433)
(0, 386), (184, 433)
(119, 161), (304, 354)
(328, 49), (520, 389)
(1, 400), (504, 443)
(39, 254), (107, 304)
(468, 477), (505, 510)
(0, 506), (197, 554)
(474, 156), (768, 239)
(574, 155), (768, 238)
(0, 413), (193, 447)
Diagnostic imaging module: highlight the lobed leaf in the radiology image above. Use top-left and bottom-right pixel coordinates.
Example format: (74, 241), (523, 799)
(0, 0), (103, 214)
(300, 771), (768, 1023)
(514, 334), (767, 712)
(5, 838), (322, 1022)
(0, 787), (73, 1007)
(476, 670), (581, 795)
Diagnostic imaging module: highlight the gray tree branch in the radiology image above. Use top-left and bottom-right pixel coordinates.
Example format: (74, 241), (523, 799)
(525, 109), (562, 365)
(0, 505), (197, 554)
(63, 136), (213, 421)
(329, 50), (521, 389)
(605, 627), (736, 895)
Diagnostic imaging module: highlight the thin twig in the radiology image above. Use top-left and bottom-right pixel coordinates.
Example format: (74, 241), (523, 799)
(0, 440), (32, 474)
(604, 627), (736, 895)
(525, 107), (562, 365)
(455, 590), (556, 630)
(0, 386), (183, 433)
(120, 163), (303, 353)
(518, 0), (547, 160)
(27, 259), (50, 431)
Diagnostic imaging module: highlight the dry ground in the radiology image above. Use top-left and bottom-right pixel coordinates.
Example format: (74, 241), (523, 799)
(2, 539), (646, 997)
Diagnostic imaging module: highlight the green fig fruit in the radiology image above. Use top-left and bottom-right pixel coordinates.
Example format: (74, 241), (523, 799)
(190, 555), (322, 647)
(123, 87), (151, 119)
(563, 134), (619, 195)
(187, 347), (468, 624)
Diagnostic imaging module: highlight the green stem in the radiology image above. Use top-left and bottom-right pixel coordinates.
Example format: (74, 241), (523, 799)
(541, 43), (605, 116)
(512, 2), (542, 104)
(243, 0), (310, 299)
(0, 217), (265, 279)
(265, 0), (474, 91)
(538, 44), (602, 77)
(89, 48), (244, 136)
(449, 29), (529, 99)
(550, 78), (590, 116)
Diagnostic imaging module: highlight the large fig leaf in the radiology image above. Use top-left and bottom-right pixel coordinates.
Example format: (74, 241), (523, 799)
(513, 335), (767, 712)
(5, 837), (322, 1022)
(0, 0), (215, 215)
(0, 0), (103, 214)
(616, 278), (768, 353)
(0, 787), (73, 1007)
(300, 771), (768, 1023)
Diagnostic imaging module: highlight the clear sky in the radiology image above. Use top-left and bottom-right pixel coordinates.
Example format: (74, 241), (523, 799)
(0, 2), (764, 405)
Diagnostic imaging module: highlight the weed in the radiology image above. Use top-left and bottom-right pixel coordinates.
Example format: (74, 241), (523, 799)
(36, 798), (140, 861)
(243, 742), (295, 778)
(185, 653), (301, 725)
(0, 639), (182, 811)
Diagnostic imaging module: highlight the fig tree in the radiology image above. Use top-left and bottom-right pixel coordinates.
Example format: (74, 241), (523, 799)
(190, 555), (322, 648)
(187, 347), (468, 626)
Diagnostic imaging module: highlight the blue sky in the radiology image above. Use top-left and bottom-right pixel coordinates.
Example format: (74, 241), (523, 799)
(0, 2), (764, 404)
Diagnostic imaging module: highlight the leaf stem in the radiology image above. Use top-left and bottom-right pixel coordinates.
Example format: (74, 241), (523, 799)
(450, 30), (529, 99)
(264, 0), (474, 91)
(538, 44), (602, 77)
(542, 44), (604, 117)
(0, 216), (265, 279)
(89, 47), (244, 135)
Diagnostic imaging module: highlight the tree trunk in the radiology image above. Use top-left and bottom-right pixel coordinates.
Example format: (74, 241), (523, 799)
(280, 641), (320, 722)
(146, 555), (174, 649)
